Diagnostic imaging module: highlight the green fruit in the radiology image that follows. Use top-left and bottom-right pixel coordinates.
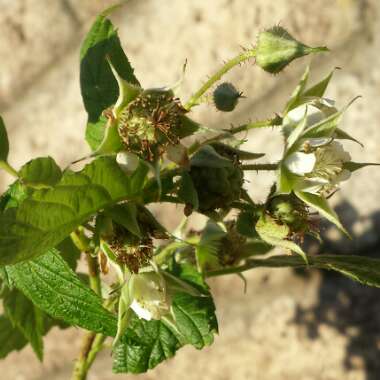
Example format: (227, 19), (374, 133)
(213, 82), (242, 112)
(118, 88), (186, 161)
(189, 146), (243, 213)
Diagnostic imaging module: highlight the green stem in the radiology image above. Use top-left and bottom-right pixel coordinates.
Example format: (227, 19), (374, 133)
(185, 48), (257, 110)
(188, 117), (281, 155)
(71, 230), (103, 380)
(86, 253), (102, 296)
(241, 163), (278, 171)
(0, 160), (18, 178)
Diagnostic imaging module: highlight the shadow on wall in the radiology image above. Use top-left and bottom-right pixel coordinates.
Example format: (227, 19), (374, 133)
(294, 200), (380, 380)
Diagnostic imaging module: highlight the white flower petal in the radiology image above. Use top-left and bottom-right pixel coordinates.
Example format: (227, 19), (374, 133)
(284, 152), (316, 175)
(130, 300), (153, 321)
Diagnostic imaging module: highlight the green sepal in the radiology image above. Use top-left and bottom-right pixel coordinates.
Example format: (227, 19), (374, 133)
(294, 191), (349, 237)
(255, 212), (308, 263)
(343, 162), (380, 172)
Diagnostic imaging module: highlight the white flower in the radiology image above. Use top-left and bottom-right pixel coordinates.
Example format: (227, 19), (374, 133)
(128, 272), (170, 321)
(283, 98), (337, 147)
(116, 151), (140, 174)
(284, 141), (351, 194)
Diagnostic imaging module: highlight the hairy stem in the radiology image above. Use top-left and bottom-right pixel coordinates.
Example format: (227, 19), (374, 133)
(71, 231), (104, 380)
(188, 117), (281, 155)
(241, 163), (278, 171)
(184, 48), (256, 110)
(0, 161), (18, 178)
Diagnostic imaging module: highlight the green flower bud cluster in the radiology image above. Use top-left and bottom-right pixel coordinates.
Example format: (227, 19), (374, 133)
(118, 88), (186, 161)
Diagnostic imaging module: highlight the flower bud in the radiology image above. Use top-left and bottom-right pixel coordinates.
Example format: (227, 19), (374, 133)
(256, 26), (328, 74)
(213, 82), (242, 112)
(129, 272), (170, 321)
(116, 151), (140, 174)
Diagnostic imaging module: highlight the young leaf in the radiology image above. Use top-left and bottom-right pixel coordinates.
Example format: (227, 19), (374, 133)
(0, 315), (27, 359)
(80, 11), (140, 150)
(3, 288), (44, 360)
(295, 191), (349, 236)
(0, 157), (137, 266)
(19, 156), (62, 188)
(0, 116), (9, 162)
(6, 249), (117, 336)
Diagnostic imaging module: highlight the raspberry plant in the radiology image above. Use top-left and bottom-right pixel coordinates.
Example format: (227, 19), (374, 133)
(1, 5), (380, 379)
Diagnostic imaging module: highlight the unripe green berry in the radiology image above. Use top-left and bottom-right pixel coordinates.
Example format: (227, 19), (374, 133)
(213, 82), (242, 112)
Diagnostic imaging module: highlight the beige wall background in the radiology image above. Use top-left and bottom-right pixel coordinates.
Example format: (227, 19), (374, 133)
(1, 1), (380, 379)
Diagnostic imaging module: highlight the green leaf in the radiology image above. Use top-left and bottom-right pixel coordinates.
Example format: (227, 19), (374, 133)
(19, 156), (62, 188)
(56, 237), (81, 271)
(295, 191), (349, 236)
(113, 264), (217, 374)
(178, 171), (199, 210)
(113, 316), (180, 374)
(0, 315), (27, 359)
(6, 249), (117, 336)
(343, 161), (380, 173)
(80, 12), (140, 150)
(0, 157), (137, 266)
(171, 292), (217, 348)
(215, 254), (380, 288)
(0, 181), (30, 211)
(3, 288), (44, 360)
(105, 203), (142, 238)
(0, 116), (9, 162)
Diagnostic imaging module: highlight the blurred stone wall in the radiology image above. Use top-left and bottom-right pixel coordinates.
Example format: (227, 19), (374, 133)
(1, 0), (380, 379)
